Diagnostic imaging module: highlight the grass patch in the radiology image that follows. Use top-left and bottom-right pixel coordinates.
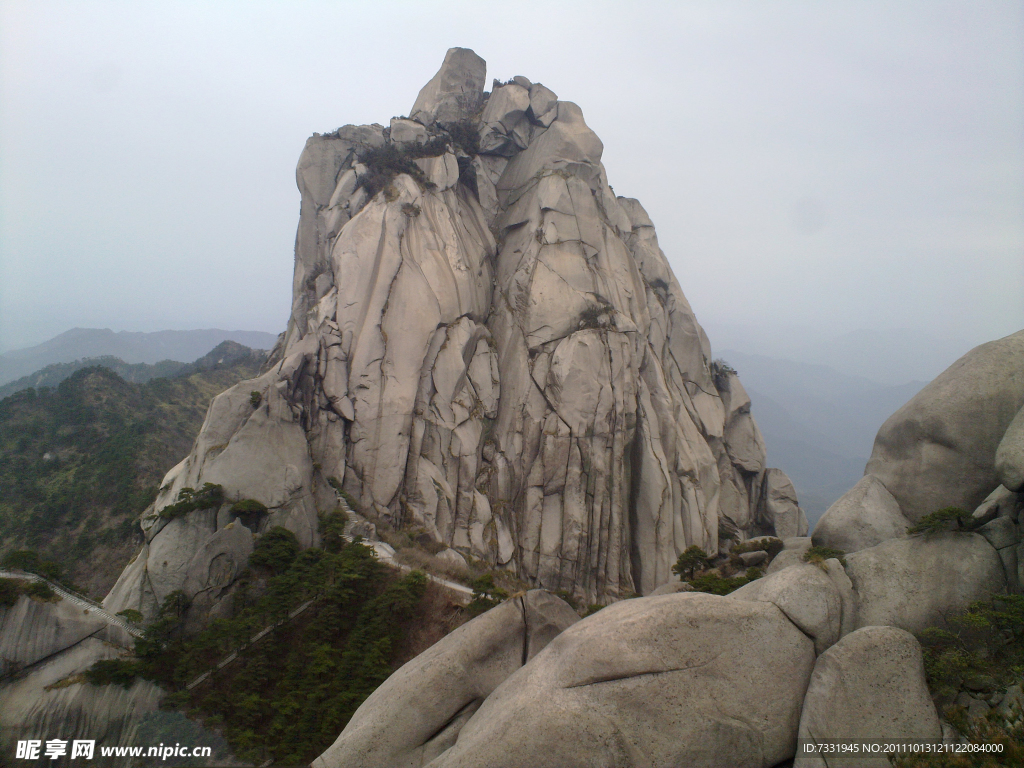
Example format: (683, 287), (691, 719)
(803, 546), (847, 568)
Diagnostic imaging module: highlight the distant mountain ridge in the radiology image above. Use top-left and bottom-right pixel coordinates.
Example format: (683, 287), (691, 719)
(0, 340), (270, 401)
(717, 348), (927, 528)
(0, 328), (279, 386)
(0, 341), (269, 597)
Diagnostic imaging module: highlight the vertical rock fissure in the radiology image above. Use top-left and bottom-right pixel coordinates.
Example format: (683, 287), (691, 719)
(519, 593), (530, 666)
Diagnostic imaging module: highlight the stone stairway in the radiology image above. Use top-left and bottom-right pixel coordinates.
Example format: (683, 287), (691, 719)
(0, 569), (145, 638)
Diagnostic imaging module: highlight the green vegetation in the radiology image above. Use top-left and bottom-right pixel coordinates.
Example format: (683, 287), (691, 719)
(158, 483), (225, 520)
(249, 391), (262, 408)
(893, 594), (1024, 766)
(918, 595), (1024, 705)
(85, 523), (457, 766)
(802, 546), (847, 568)
(908, 507), (973, 535)
(84, 658), (140, 688)
(2, 548), (65, 582)
(672, 546), (711, 580)
(687, 570), (761, 596)
(467, 572), (509, 617)
(0, 577), (23, 607)
(0, 575), (59, 606)
(247, 526), (300, 573)
(229, 499), (268, 516)
(577, 303), (612, 331)
(24, 581), (57, 601)
(0, 356), (186, 401)
(439, 119), (481, 157)
(894, 714), (1023, 767)
(356, 141), (445, 199)
(116, 608), (144, 623)
(710, 359), (737, 390)
(0, 353), (264, 596)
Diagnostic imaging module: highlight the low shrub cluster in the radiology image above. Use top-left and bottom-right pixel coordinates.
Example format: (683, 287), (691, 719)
(803, 546), (846, 568)
(158, 482), (225, 520)
(85, 519), (450, 766)
(908, 507), (974, 535)
(467, 573), (508, 617)
(356, 140), (447, 199)
(894, 594), (1024, 766)
(670, 545), (764, 595)
(0, 577), (22, 607)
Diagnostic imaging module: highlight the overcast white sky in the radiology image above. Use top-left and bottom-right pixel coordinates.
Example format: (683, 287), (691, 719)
(1, 1), (1022, 371)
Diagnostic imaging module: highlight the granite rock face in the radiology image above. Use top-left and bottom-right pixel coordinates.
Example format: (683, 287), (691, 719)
(793, 626), (941, 768)
(313, 590), (578, 768)
(0, 599), (162, 767)
(812, 475), (909, 553)
(424, 593), (815, 768)
(864, 330), (1024, 523)
(846, 533), (1006, 634)
(813, 330), (1024, 555)
(106, 47), (801, 610)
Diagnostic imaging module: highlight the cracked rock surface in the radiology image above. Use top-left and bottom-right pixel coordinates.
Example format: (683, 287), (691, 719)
(423, 592), (815, 768)
(106, 47), (804, 613)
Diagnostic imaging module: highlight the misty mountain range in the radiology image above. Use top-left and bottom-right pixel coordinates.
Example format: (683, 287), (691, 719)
(0, 328), (279, 387)
(0, 326), (941, 531)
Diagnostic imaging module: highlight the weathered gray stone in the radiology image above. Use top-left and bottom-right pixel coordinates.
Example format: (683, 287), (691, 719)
(977, 515), (1019, 550)
(107, 47), (801, 613)
(648, 580), (695, 596)
(390, 118), (428, 145)
(435, 547), (469, 573)
(731, 563), (842, 654)
(479, 83), (531, 156)
(739, 549), (769, 567)
(813, 474), (910, 553)
(410, 48), (487, 125)
(425, 593), (815, 768)
(847, 533), (1006, 634)
(0, 595), (107, 676)
(0, 638), (163, 767)
(823, 557), (858, 640)
(413, 152), (459, 190)
(313, 591), (578, 768)
(999, 543), (1020, 591)
(767, 537), (813, 575)
(528, 83), (558, 123)
(759, 467), (808, 539)
(793, 626), (941, 768)
(972, 484), (1017, 524)
(865, 330), (1024, 522)
(997, 405), (1024, 492)
(181, 520), (253, 600)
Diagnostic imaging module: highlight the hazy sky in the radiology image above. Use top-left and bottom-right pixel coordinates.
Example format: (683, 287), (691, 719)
(2, 1), (1022, 363)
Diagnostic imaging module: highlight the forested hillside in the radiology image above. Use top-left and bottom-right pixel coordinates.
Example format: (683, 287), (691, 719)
(0, 342), (266, 596)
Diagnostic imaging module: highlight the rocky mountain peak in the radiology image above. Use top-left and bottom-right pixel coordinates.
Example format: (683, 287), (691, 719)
(106, 48), (805, 614)
(410, 47), (487, 125)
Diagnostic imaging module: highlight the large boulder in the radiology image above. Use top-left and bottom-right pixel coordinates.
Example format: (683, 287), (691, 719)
(996, 405), (1024, 492)
(410, 47), (487, 125)
(425, 593), (816, 768)
(793, 626), (941, 768)
(758, 468), (809, 540)
(731, 562), (845, 654)
(846, 532), (1006, 634)
(813, 475), (910, 553)
(312, 591), (578, 768)
(865, 330), (1024, 523)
